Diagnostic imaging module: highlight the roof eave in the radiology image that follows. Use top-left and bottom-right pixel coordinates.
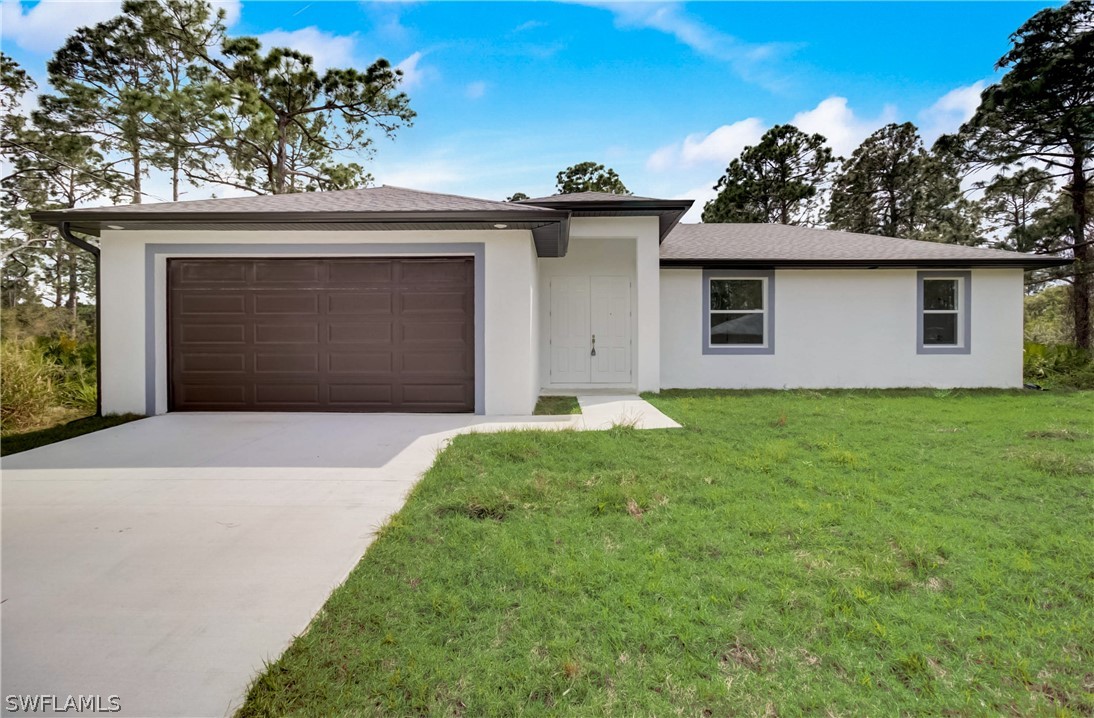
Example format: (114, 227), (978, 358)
(658, 257), (1073, 270)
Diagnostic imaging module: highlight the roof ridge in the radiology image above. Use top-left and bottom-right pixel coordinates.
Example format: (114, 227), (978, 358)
(378, 184), (512, 206)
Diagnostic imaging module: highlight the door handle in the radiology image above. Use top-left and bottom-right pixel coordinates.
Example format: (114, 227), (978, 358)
(590, 334), (596, 357)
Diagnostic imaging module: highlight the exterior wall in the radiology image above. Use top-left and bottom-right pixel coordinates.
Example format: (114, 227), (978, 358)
(99, 228), (540, 416)
(660, 267), (1024, 389)
(536, 216), (660, 392)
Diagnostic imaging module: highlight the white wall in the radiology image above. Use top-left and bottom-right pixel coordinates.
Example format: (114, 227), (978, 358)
(98, 228), (540, 416)
(536, 217), (661, 392)
(660, 268), (1024, 389)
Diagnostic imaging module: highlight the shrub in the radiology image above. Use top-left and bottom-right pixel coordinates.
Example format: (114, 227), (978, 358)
(1, 341), (59, 431)
(1024, 342), (1094, 389)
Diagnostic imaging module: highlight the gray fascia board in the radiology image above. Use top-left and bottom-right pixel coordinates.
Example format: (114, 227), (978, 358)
(30, 208), (569, 226)
(659, 257), (1072, 270)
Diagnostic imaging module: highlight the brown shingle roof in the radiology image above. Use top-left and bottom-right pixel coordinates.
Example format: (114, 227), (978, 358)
(51, 185), (551, 216)
(660, 223), (1069, 269)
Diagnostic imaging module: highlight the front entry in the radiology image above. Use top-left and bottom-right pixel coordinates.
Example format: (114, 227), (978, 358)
(549, 276), (632, 385)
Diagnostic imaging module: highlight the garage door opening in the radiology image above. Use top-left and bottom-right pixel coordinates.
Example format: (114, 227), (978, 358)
(168, 257), (475, 412)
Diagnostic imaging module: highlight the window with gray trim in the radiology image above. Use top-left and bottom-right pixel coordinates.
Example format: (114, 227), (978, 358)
(702, 269), (775, 355)
(917, 271), (971, 355)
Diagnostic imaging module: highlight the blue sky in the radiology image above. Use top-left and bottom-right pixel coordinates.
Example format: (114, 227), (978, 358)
(2, 1), (1057, 220)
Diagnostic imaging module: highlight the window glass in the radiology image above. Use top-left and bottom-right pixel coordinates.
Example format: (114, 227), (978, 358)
(923, 279), (957, 310)
(710, 312), (764, 345)
(710, 279), (763, 311)
(923, 313), (958, 345)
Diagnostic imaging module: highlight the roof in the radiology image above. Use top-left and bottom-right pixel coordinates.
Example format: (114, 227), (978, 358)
(31, 185), (572, 257)
(518, 191), (662, 203)
(518, 192), (693, 240)
(660, 223), (1070, 269)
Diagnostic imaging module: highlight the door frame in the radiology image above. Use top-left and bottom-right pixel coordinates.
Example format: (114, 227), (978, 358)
(146, 243), (486, 415)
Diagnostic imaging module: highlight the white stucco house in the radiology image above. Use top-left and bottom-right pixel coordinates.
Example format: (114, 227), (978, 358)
(33, 187), (1067, 416)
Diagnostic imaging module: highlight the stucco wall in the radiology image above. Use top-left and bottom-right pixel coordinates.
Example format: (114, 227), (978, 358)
(536, 217), (660, 392)
(98, 228), (540, 416)
(660, 267), (1024, 389)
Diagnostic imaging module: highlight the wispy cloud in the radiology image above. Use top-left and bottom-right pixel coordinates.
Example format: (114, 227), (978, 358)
(1, 0), (122, 53)
(465, 81), (487, 100)
(578, 2), (794, 89)
(513, 19), (547, 33)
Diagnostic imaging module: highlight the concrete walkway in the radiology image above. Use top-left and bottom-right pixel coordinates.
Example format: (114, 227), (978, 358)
(1, 397), (675, 717)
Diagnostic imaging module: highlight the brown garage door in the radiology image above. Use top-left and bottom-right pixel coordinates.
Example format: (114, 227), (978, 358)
(168, 257), (475, 412)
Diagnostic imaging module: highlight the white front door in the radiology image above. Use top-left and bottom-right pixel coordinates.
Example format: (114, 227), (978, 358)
(549, 276), (632, 385)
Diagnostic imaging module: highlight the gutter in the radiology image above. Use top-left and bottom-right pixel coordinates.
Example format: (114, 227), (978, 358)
(658, 257), (1074, 271)
(58, 221), (102, 417)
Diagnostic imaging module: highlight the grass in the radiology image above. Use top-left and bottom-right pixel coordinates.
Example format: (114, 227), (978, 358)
(1, 413), (145, 456)
(534, 395), (581, 415)
(240, 390), (1093, 717)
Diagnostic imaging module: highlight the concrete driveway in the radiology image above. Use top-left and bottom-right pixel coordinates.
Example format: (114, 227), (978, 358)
(1, 411), (580, 718)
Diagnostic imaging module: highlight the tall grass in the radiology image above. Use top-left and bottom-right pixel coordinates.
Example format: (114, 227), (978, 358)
(0, 341), (59, 430)
(1024, 341), (1094, 389)
(1, 337), (97, 433)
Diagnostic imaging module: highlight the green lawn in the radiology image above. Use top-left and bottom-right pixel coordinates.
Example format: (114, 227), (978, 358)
(240, 390), (1093, 717)
(534, 395), (581, 415)
(0, 413), (144, 456)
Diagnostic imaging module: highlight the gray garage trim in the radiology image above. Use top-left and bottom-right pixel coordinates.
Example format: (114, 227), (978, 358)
(145, 243), (486, 415)
(916, 270), (972, 355)
(702, 268), (775, 355)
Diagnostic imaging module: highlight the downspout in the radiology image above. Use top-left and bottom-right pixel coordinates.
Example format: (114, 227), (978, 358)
(57, 222), (102, 417)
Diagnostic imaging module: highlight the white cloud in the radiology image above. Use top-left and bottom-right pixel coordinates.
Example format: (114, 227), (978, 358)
(465, 81), (487, 100)
(647, 117), (765, 172)
(918, 81), (986, 142)
(396, 51), (433, 90)
(255, 27), (358, 72)
(513, 19), (546, 32)
(791, 96), (897, 157)
(1, 0), (121, 53)
(212, 0), (241, 27)
(675, 182), (717, 223)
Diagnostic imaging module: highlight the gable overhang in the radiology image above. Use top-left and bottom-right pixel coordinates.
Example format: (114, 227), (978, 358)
(30, 208), (575, 258)
(517, 198), (694, 242)
(659, 257), (1074, 270)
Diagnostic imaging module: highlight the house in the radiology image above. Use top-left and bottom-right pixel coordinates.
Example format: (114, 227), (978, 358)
(32, 187), (1067, 416)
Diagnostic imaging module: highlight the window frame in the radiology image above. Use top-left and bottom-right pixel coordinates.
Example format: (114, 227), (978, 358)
(917, 270), (971, 355)
(702, 269), (775, 355)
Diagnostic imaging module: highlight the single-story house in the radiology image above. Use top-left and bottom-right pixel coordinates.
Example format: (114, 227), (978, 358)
(32, 187), (1068, 416)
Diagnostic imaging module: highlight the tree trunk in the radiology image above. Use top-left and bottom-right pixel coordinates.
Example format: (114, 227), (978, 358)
(1069, 154), (1091, 350)
(172, 147), (180, 202)
(132, 145), (143, 204)
(273, 118), (289, 194)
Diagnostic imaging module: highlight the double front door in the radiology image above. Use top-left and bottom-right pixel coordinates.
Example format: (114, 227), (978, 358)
(549, 276), (632, 384)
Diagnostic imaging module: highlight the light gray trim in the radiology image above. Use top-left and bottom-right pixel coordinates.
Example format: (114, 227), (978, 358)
(917, 270), (971, 355)
(145, 243), (487, 415)
(702, 268), (775, 355)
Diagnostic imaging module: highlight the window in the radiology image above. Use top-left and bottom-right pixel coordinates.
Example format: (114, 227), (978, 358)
(703, 270), (774, 355)
(917, 271), (971, 354)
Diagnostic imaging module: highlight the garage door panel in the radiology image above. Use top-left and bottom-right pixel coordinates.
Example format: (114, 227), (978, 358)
(254, 384), (321, 405)
(179, 353), (247, 373)
(179, 324), (246, 344)
(178, 294), (247, 315)
(328, 322), (393, 344)
(401, 320), (470, 343)
(169, 257), (474, 412)
(254, 261), (323, 283)
(179, 262), (249, 283)
(253, 293), (320, 315)
(328, 352), (392, 373)
(253, 323), (320, 344)
(254, 353), (320, 373)
(177, 384), (247, 406)
(328, 384), (394, 405)
(402, 291), (472, 313)
(327, 292), (393, 315)
(328, 261), (394, 284)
